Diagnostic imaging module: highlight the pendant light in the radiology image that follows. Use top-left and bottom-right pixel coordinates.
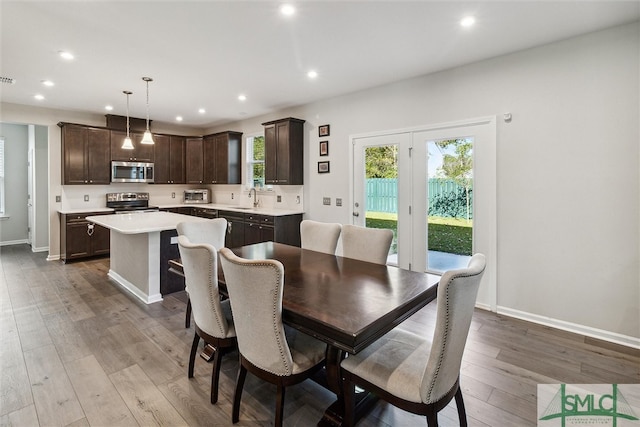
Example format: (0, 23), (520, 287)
(140, 77), (155, 145)
(121, 90), (134, 150)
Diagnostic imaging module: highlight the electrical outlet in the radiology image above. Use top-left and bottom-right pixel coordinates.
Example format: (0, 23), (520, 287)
(277, 195), (282, 203)
(336, 198), (343, 207)
(171, 192), (176, 198)
(323, 197), (331, 206)
(296, 195), (300, 204)
(55, 195), (61, 203)
(84, 195), (89, 202)
(231, 193), (234, 200)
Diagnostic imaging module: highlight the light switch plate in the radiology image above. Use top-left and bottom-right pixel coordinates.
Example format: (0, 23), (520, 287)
(84, 195), (89, 202)
(336, 198), (342, 207)
(55, 195), (61, 203)
(323, 197), (331, 205)
(277, 195), (282, 203)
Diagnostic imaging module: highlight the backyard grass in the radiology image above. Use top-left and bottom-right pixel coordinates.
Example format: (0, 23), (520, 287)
(366, 212), (472, 255)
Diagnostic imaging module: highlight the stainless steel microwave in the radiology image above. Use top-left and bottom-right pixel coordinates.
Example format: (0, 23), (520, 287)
(111, 161), (154, 183)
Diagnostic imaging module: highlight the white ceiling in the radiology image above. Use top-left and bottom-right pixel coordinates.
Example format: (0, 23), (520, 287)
(1, 1), (639, 129)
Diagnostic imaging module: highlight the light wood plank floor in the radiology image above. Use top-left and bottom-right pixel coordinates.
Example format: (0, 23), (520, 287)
(1, 244), (638, 426)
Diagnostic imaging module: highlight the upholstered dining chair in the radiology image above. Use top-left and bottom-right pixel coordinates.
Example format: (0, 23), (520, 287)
(177, 218), (227, 328)
(340, 253), (486, 426)
(300, 219), (342, 254)
(177, 235), (236, 405)
(341, 224), (393, 265)
(218, 247), (327, 427)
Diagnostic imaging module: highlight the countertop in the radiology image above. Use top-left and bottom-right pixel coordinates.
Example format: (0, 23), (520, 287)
(85, 211), (209, 234)
(58, 203), (305, 216)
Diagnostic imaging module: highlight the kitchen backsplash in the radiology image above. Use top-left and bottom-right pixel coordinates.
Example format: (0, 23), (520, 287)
(60, 184), (304, 211)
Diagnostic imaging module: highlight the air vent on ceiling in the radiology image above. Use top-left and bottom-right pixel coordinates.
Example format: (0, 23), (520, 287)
(0, 77), (16, 84)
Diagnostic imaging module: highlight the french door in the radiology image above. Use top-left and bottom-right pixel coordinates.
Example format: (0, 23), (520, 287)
(351, 117), (496, 310)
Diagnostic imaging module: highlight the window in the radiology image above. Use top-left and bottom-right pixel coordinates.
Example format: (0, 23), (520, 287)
(0, 138), (4, 215)
(246, 134), (269, 189)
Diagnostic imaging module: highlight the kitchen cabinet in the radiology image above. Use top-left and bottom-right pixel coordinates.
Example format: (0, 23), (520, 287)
(203, 131), (243, 184)
(110, 130), (154, 162)
(160, 207), (194, 216)
(60, 212), (110, 262)
(192, 207), (218, 219)
(244, 213), (275, 245)
(60, 123), (111, 185)
(262, 118), (305, 185)
(154, 135), (185, 184)
(218, 210), (302, 247)
(218, 210), (245, 248)
(185, 137), (204, 184)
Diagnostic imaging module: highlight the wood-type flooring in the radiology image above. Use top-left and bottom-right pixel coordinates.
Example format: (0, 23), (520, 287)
(1, 244), (638, 426)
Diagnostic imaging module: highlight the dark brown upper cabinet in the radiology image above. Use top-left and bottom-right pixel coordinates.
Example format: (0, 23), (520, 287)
(262, 118), (304, 185)
(60, 123), (111, 185)
(185, 137), (204, 184)
(154, 135), (185, 184)
(203, 131), (243, 184)
(110, 130), (154, 162)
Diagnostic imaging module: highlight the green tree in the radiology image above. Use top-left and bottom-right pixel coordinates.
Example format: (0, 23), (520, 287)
(435, 139), (473, 220)
(365, 145), (398, 178)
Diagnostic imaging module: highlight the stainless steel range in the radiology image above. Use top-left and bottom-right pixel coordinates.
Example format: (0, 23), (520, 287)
(106, 192), (159, 213)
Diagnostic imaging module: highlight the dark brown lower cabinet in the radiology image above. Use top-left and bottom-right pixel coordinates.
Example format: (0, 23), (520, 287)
(160, 229), (184, 295)
(60, 212), (110, 262)
(219, 211), (302, 248)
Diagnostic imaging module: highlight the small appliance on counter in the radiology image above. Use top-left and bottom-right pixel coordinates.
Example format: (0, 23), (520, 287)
(183, 189), (209, 204)
(106, 192), (159, 213)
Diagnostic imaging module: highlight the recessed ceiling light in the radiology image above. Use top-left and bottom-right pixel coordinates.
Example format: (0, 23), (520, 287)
(105, 105), (114, 111)
(59, 51), (74, 60)
(307, 70), (318, 79)
(41, 80), (54, 87)
(280, 4), (295, 16)
(238, 94), (247, 101)
(34, 94), (45, 101)
(198, 108), (206, 114)
(460, 16), (475, 28)
(176, 116), (183, 122)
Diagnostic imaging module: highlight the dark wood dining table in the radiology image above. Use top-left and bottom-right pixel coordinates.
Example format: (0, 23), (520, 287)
(169, 241), (440, 426)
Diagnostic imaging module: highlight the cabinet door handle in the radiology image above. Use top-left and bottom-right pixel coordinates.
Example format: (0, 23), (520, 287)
(87, 223), (95, 236)
(227, 222), (232, 234)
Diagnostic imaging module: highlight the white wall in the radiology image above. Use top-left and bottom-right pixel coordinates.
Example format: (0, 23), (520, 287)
(205, 23), (639, 344)
(0, 22), (637, 345)
(34, 125), (49, 251)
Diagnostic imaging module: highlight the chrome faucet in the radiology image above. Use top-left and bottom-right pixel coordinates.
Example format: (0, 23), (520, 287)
(248, 187), (259, 207)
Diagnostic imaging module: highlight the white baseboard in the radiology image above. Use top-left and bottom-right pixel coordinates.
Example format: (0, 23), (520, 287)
(47, 254), (60, 261)
(495, 306), (640, 350)
(107, 270), (163, 305)
(0, 239), (28, 246)
(31, 246), (49, 253)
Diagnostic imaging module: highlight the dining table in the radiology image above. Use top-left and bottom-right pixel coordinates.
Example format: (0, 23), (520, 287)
(169, 241), (440, 426)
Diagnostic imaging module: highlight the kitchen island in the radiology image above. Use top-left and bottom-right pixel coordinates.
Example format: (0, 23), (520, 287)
(86, 211), (208, 304)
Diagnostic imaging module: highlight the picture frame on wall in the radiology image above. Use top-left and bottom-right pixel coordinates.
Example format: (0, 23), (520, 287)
(319, 140), (329, 156)
(318, 161), (330, 174)
(319, 124), (330, 137)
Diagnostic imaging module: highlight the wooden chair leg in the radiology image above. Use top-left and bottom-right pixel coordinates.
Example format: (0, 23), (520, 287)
(232, 364), (247, 424)
(342, 376), (356, 427)
(426, 411), (439, 427)
(188, 333), (200, 378)
(275, 384), (285, 427)
(210, 348), (222, 404)
(185, 298), (192, 328)
(454, 387), (468, 427)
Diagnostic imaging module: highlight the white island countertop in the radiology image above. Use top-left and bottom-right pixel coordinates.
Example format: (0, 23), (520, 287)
(86, 211), (208, 234)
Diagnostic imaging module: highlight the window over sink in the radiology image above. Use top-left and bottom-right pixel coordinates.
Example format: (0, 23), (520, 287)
(246, 134), (271, 190)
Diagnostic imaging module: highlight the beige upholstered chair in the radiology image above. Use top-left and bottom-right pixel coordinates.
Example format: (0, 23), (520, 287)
(340, 254), (486, 426)
(341, 224), (393, 265)
(177, 218), (227, 328)
(300, 219), (342, 254)
(219, 247), (327, 427)
(177, 235), (236, 404)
